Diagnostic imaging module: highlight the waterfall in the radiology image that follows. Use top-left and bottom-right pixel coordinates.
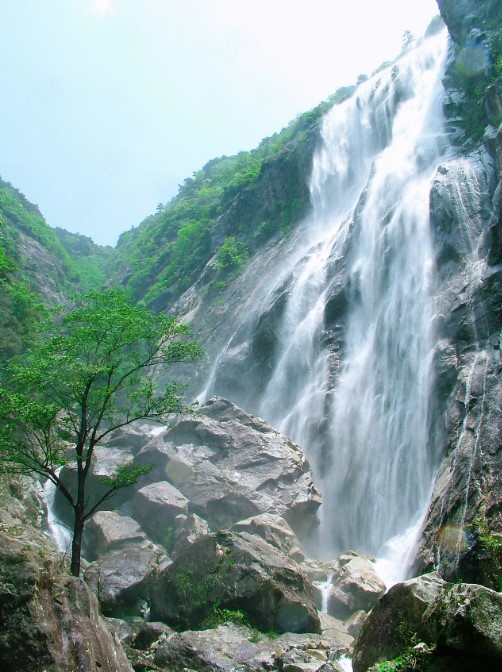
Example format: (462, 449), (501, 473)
(315, 33), (449, 562)
(202, 30), (450, 577)
(43, 474), (72, 554)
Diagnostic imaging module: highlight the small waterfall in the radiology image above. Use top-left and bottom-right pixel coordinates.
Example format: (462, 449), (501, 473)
(314, 571), (334, 613)
(43, 475), (72, 554)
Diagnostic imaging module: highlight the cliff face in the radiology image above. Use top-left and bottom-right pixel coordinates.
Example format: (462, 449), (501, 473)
(412, 0), (502, 584)
(437, 0), (501, 43)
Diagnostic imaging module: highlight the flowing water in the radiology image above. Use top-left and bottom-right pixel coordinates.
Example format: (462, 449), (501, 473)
(202, 31), (450, 580)
(43, 473), (72, 554)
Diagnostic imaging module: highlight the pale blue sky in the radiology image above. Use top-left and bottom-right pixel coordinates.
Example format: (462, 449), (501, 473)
(0, 0), (439, 246)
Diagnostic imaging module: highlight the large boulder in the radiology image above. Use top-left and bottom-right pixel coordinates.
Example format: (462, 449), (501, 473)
(85, 544), (167, 618)
(131, 480), (189, 546)
(153, 623), (347, 672)
(105, 421), (164, 454)
(304, 553), (385, 621)
(231, 512), (301, 556)
(325, 552), (386, 619)
(84, 511), (147, 561)
(171, 512), (210, 559)
(134, 397), (321, 537)
(352, 573), (502, 671)
(149, 530), (321, 634)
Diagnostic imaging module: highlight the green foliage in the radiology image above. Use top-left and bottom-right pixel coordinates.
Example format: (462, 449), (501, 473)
(199, 607), (248, 630)
(0, 230), (14, 279)
(52, 227), (112, 291)
(371, 631), (433, 672)
(111, 84), (358, 309)
(212, 236), (249, 291)
(0, 214), (46, 369)
(103, 463), (152, 490)
(453, 26), (502, 145)
(168, 566), (219, 630)
(0, 288), (203, 576)
(0, 178), (111, 294)
(0, 178), (112, 371)
(473, 519), (502, 590)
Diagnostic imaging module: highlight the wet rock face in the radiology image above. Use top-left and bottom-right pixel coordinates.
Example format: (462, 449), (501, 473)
(352, 573), (502, 672)
(437, 0), (501, 44)
(413, 136), (502, 584)
(416, 0), (502, 582)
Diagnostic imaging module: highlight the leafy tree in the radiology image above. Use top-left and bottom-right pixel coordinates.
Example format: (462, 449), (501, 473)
(215, 237), (249, 273)
(0, 288), (203, 576)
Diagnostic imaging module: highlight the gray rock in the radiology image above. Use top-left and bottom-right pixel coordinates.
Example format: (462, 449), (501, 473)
(154, 624), (342, 672)
(0, 477), (133, 672)
(171, 512), (210, 559)
(318, 613), (354, 651)
(352, 572), (502, 672)
(131, 480), (189, 545)
(326, 553), (386, 619)
(131, 620), (174, 650)
(134, 397), (321, 538)
(85, 544), (166, 617)
(106, 617), (135, 646)
(306, 553), (385, 621)
(343, 609), (367, 638)
(150, 530), (321, 634)
(231, 512), (300, 555)
(106, 421), (164, 454)
(84, 511), (147, 561)
(54, 445), (136, 525)
(437, 0), (501, 44)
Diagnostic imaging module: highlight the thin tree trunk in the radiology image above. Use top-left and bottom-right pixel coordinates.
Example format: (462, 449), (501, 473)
(71, 513), (84, 577)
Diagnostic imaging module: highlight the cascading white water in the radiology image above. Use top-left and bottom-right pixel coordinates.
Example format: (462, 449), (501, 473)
(256, 31), (450, 576)
(317, 36), (449, 564)
(201, 31), (450, 582)
(43, 474), (72, 554)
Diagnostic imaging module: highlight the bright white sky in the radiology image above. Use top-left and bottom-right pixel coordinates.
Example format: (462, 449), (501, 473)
(0, 0), (439, 246)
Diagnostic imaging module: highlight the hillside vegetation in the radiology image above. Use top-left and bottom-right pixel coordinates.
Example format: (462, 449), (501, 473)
(0, 178), (111, 367)
(110, 86), (356, 309)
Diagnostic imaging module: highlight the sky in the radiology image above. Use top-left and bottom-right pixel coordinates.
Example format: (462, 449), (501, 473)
(0, 0), (440, 247)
